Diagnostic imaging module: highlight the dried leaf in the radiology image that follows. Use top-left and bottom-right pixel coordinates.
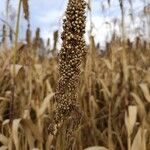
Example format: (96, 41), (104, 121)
(9, 64), (24, 77)
(125, 105), (137, 135)
(0, 146), (8, 150)
(2, 119), (10, 126)
(37, 93), (54, 118)
(102, 59), (112, 70)
(100, 79), (111, 98)
(144, 70), (150, 83)
(12, 119), (22, 150)
(0, 134), (8, 146)
(131, 127), (147, 150)
(21, 119), (42, 142)
(139, 83), (150, 102)
(21, 120), (35, 149)
(130, 93), (146, 121)
(34, 64), (43, 79)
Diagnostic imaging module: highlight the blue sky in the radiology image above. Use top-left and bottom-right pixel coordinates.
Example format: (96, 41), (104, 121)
(0, 0), (148, 47)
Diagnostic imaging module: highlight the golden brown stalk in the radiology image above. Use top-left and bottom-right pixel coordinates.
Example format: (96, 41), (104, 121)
(119, 0), (125, 39)
(51, 30), (59, 56)
(47, 38), (50, 47)
(135, 36), (141, 49)
(33, 28), (40, 47)
(22, 0), (29, 21)
(2, 25), (6, 45)
(49, 0), (87, 134)
(9, 28), (13, 43)
(26, 24), (31, 46)
(32, 27), (41, 56)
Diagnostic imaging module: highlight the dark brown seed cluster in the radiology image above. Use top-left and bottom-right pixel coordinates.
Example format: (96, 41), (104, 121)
(49, 0), (86, 133)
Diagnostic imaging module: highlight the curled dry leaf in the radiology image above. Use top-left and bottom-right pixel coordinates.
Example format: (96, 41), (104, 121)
(2, 119), (10, 126)
(84, 146), (108, 150)
(9, 64), (25, 77)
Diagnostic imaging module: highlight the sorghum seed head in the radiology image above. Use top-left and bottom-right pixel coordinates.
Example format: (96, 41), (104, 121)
(49, 0), (86, 134)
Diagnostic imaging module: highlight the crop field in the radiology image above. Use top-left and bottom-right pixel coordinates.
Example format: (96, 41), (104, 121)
(0, 0), (150, 150)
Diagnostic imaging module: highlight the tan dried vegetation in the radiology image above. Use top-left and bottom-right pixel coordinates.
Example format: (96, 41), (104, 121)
(0, 0), (150, 150)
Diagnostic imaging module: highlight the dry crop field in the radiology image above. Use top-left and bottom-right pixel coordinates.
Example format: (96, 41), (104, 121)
(0, 0), (150, 150)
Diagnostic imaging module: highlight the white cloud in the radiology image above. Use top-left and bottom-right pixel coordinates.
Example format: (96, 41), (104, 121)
(0, 0), (146, 47)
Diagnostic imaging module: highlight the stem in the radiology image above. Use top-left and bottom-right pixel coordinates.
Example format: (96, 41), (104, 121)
(128, 135), (131, 150)
(88, 0), (92, 35)
(13, 0), (22, 69)
(10, 0), (22, 127)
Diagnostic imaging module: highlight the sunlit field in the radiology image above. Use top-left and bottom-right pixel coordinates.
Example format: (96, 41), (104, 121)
(0, 0), (150, 150)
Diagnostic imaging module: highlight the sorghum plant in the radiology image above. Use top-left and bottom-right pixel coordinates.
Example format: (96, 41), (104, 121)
(49, 0), (87, 134)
